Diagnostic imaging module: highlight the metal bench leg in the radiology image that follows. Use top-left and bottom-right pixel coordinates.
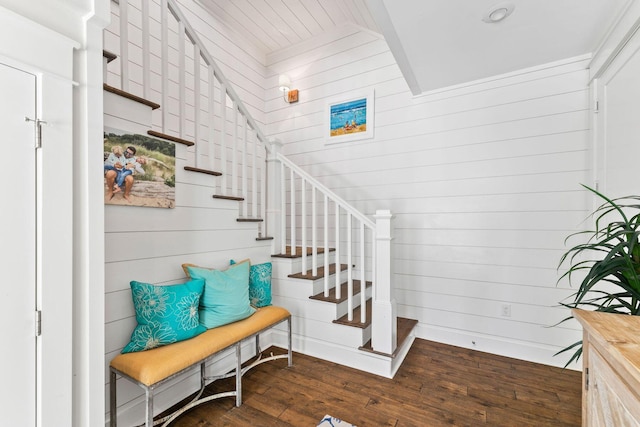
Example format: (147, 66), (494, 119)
(255, 334), (260, 356)
(146, 388), (154, 427)
(110, 369), (117, 427)
(288, 317), (293, 367)
(236, 343), (242, 407)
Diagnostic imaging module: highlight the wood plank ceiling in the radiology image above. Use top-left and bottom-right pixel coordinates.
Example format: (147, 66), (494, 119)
(198, 0), (379, 54)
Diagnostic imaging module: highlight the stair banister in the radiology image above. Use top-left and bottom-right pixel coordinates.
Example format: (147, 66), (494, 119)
(274, 154), (375, 229)
(164, 0), (270, 147)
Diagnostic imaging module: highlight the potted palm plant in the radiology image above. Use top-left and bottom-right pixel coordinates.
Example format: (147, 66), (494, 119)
(556, 184), (640, 366)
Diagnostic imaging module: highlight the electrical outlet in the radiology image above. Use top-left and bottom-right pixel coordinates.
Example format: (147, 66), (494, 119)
(500, 303), (512, 317)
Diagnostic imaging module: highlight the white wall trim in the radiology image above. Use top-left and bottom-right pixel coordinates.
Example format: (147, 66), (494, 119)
(590, 0), (640, 81)
(414, 53), (592, 100)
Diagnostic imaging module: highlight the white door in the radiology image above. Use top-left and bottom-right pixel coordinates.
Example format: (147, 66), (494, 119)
(0, 62), (37, 426)
(594, 29), (640, 198)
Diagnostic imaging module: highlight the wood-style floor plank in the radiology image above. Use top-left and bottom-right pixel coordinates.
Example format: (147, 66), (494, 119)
(163, 339), (581, 426)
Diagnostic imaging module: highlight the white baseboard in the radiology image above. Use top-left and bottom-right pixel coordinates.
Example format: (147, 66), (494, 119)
(269, 328), (408, 379)
(414, 323), (582, 372)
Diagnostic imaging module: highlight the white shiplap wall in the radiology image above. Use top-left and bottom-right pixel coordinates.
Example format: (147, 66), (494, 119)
(266, 24), (590, 369)
(103, 1), (274, 424)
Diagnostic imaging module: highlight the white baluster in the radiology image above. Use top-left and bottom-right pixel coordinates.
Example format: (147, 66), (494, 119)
(280, 161), (286, 254)
(119, 0), (129, 92)
(301, 178), (307, 275)
(312, 186), (317, 277)
(207, 68), (215, 170)
(219, 84), (227, 194)
(347, 212), (353, 321)
(193, 45), (201, 165)
(232, 104), (238, 197)
(161, 0), (168, 133)
(290, 169), (295, 255)
(142, 0), (150, 99)
(335, 204), (340, 299)
(242, 122), (248, 217)
(323, 194), (329, 297)
(178, 21), (185, 139)
(260, 142), (266, 227)
(252, 129), (258, 218)
(360, 222), (366, 323)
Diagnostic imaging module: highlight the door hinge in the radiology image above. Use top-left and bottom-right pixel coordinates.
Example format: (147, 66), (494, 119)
(25, 117), (47, 149)
(594, 100), (599, 113)
(585, 367), (589, 390)
(35, 310), (42, 337)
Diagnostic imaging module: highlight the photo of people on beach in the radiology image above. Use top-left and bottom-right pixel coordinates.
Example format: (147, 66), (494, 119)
(103, 127), (176, 208)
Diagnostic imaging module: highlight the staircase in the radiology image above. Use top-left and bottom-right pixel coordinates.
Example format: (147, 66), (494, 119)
(104, 0), (415, 379)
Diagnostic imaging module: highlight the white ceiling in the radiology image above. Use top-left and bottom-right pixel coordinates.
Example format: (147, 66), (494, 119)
(200, 0), (631, 95)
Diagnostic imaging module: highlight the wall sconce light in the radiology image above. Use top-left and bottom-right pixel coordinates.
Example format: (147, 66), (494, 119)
(278, 74), (298, 103)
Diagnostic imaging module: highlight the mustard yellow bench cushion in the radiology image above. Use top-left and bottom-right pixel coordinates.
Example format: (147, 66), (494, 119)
(110, 305), (290, 386)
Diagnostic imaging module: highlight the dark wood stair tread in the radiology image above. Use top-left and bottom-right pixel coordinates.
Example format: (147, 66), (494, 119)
(333, 300), (372, 329)
(184, 166), (221, 176)
(213, 195), (244, 201)
(103, 50), (117, 63)
(237, 218), (263, 222)
(288, 263), (347, 280)
(359, 317), (418, 358)
(309, 280), (371, 304)
(148, 130), (195, 147)
(272, 245), (335, 259)
(103, 84), (160, 110)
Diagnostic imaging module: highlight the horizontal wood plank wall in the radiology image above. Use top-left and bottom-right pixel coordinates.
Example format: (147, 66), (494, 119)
(266, 25), (590, 369)
(103, 2), (272, 424)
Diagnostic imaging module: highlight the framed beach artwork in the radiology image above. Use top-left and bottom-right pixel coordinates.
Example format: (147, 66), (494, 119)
(103, 127), (176, 208)
(325, 89), (374, 144)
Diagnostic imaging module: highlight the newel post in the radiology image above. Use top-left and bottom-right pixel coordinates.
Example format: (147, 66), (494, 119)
(266, 139), (284, 253)
(372, 209), (397, 355)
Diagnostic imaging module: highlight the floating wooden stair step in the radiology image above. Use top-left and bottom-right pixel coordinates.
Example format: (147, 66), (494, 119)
(272, 245), (335, 259)
(148, 130), (195, 147)
(256, 236), (274, 241)
(359, 317), (418, 357)
(103, 84), (160, 110)
(103, 49), (117, 63)
(213, 195), (244, 201)
(184, 166), (221, 176)
(333, 300), (372, 329)
(237, 218), (263, 223)
(309, 280), (371, 304)
(288, 263), (347, 280)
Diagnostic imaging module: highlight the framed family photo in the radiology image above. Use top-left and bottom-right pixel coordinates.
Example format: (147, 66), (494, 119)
(325, 89), (374, 144)
(103, 127), (176, 208)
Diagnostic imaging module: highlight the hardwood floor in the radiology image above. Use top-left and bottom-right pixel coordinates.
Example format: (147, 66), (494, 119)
(166, 339), (582, 426)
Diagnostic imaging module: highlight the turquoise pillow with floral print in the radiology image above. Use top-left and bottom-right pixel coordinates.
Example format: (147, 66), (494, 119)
(230, 260), (272, 308)
(121, 279), (206, 353)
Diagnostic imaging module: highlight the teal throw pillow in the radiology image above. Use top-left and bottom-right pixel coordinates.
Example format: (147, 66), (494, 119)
(230, 259), (272, 308)
(186, 262), (256, 329)
(122, 279), (206, 353)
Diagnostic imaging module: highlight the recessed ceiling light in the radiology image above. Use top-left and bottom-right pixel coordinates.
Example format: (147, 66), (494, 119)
(482, 2), (515, 23)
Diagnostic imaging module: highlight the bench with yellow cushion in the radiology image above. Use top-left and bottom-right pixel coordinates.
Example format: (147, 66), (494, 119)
(109, 305), (292, 427)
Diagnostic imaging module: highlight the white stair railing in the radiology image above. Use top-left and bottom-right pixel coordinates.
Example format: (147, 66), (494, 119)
(106, 0), (268, 224)
(106, 0), (396, 354)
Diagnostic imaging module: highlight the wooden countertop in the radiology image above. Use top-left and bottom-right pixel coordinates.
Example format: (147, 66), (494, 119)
(572, 309), (640, 390)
